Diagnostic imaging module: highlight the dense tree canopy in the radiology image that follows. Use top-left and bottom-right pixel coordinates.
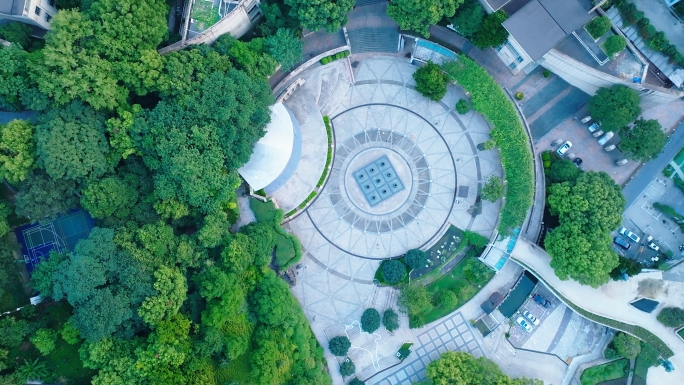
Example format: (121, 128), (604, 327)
(264, 28), (304, 71)
(0, 46), (34, 111)
(285, 0), (354, 32)
(619, 119), (666, 161)
(427, 351), (543, 385)
(545, 172), (625, 287)
(0, 120), (36, 185)
(451, 0), (485, 38)
(613, 332), (641, 359)
(473, 11), (509, 49)
(588, 85), (641, 132)
(388, 0), (463, 37)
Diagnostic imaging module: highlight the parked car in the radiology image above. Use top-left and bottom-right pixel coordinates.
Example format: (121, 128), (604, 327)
(614, 237), (631, 250)
(581, 116), (592, 123)
(532, 293), (550, 308)
(619, 227), (640, 243)
(604, 144), (616, 152)
(556, 141), (572, 156)
(516, 316), (533, 333)
(573, 158), (583, 166)
(648, 242), (660, 251)
(592, 129), (604, 138)
(588, 122), (600, 132)
(616, 159), (629, 166)
(522, 309), (540, 326)
(598, 132), (614, 146)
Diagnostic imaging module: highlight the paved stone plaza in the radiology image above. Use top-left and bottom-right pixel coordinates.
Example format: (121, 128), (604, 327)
(273, 56), (505, 383)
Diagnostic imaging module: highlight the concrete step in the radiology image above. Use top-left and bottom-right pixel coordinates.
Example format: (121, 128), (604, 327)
(348, 27), (399, 53)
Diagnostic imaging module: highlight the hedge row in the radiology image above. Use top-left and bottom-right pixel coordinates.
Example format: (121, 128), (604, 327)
(442, 57), (534, 234)
(317, 116), (334, 188)
(321, 50), (350, 65)
(514, 259), (674, 359)
(612, 0), (684, 67)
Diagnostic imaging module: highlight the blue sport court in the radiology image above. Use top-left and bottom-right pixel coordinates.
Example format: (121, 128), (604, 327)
(15, 210), (94, 274)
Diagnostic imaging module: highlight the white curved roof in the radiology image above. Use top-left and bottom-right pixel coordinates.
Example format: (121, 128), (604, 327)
(238, 102), (295, 191)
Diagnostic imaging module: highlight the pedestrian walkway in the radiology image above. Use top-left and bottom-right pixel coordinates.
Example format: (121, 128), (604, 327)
(669, 160), (684, 181)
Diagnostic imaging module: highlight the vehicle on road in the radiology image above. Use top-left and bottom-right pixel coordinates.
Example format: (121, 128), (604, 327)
(522, 309), (540, 326)
(614, 237), (631, 250)
(532, 293), (550, 307)
(619, 227), (640, 243)
(581, 116), (592, 123)
(588, 122), (600, 132)
(573, 158), (583, 166)
(556, 141), (572, 156)
(516, 316), (533, 333)
(648, 242), (660, 251)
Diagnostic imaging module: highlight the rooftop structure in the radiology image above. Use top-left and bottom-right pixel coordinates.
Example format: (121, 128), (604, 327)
(0, 0), (56, 30)
(238, 102), (301, 192)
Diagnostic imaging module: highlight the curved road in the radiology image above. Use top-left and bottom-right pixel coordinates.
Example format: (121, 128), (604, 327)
(511, 239), (684, 357)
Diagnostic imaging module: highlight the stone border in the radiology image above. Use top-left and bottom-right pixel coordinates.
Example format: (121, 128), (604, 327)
(273, 45), (351, 98)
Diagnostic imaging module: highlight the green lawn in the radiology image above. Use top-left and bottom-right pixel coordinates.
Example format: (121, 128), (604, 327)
(678, 328), (684, 339)
(215, 349), (255, 385)
(634, 342), (661, 379)
(580, 359), (629, 385)
(419, 256), (494, 325)
(250, 199), (278, 223)
(249, 199), (302, 268)
(674, 147), (684, 167)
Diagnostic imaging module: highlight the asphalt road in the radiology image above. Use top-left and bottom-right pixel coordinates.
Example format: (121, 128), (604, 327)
(0, 111), (35, 125)
(622, 121), (684, 207)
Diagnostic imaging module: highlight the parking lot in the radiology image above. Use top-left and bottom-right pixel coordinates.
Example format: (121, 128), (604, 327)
(619, 172), (684, 264)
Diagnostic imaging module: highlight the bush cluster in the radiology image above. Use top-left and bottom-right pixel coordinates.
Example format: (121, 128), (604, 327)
(443, 58), (533, 233)
(455, 99), (470, 114)
(586, 16), (611, 39)
(602, 35), (626, 57)
(321, 50), (350, 65)
(657, 307), (684, 328)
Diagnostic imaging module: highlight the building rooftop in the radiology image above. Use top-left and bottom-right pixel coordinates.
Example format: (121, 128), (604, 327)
(503, 0), (593, 61)
(484, 0), (511, 11)
(0, 0), (25, 16)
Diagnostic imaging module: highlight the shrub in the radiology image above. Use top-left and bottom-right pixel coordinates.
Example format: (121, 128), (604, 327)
(340, 359), (356, 376)
(542, 69), (551, 78)
(321, 57), (330, 65)
(361, 308), (381, 333)
(383, 309), (400, 332)
(413, 61), (449, 101)
(604, 343), (620, 359)
(483, 139), (496, 150)
(543, 160), (551, 168)
(657, 307), (684, 327)
(30, 329), (58, 356)
(439, 290), (458, 308)
(60, 320), (81, 345)
(349, 378), (365, 385)
(614, 332), (641, 359)
(329, 335), (351, 356)
(481, 176), (504, 202)
(397, 347), (411, 359)
(462, 258), (490, 283)
(404, 249), (428, 270)
(586, 16), (611, 39)
(455, 99), (470, 114)
(515, 92), (524, 100)
(649, 31), (669, 52)
(541, 152), (551, 161)
(462, 230), (488, 249)
(382, 259), (407, 284)
(603, 35), (626, 57)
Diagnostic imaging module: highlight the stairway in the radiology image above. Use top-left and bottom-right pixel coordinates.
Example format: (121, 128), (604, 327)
(348, 27), (399, 54)
(355, 0), (386, 6)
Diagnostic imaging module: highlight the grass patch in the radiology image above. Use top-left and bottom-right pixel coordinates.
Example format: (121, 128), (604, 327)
(419, 256), (494, 325)
(316, 116), (333, 188)
(275, 233), (297, 267)
(678, 328), (684, 339)
(250, 199), (302, 269)
(634, 341), (661, 379)
(250, 199), (278, 223)
(214, 349), (255, 385)
(191, 0), (220, 28)
(443, 57), (534, 234)
(580, 359), (629, 385)
(514, 258), (674, 358)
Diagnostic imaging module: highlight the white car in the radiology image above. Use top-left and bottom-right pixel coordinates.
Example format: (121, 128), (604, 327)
(618, 227), (640, 243)
(516, 316), (533, 333)
(648, 242), (660, 251)
(522, 309), (540, 326)
(588, 122), (600, 133)
(556, 141), (572, 156)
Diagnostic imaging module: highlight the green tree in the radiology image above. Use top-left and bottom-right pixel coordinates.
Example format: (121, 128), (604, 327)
(548, 158), (581, 184)
(258, 0), (299, 36)
(214, 36), (278, 79)
(545, 172), (625, 287)
(613, 332), (641, 359)
(382, 259), (407, 284)
(426, 351), (541, 384)
(481, 176), (504, 201)
(586, 16), (611, 39)
(619, 119), (666, 161)
(264, 28), (303, 71)
(60, 319), (81, 344)
(603, 35), (626, 57)
(340, 359), (355, 376)
(588, 85), (641, 132)
(284, 0), (355, 32)
(439, 290), (458, 308)
(404, 249), (428, 270)
(473, 10), (508, 49)
(657, 307), (684, 327)
(0, 203), (10, 238)
(81, 175), (139, 219)
(329, 335), (351, 356)
(16, 359), (49, 383)
(413, 61), (449, 101)
(0, 45), (34, 111)
(361, 308), (381, 333)
(451, 0), (484, 38)
(29, 328), (58, 356)
(398, 283), (432, 316)
(382, 309), (400, 332)
(138, 266), (187, 326)
(14, 173), (79, 221)
(0, 119), (36, 185)
(387, 0), (463, 37)
(35, 101), (112, 182)
(0, 22), (32, 49)
(609, 256), (642, 280)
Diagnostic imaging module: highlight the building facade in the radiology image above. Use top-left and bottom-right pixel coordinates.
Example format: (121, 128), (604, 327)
(0, 0), (56, 30)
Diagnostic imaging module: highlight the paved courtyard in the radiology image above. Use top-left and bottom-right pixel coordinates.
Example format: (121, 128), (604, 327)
(275, 56), (505, 383)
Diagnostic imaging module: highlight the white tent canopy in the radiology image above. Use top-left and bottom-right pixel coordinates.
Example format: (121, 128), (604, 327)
(238, 102), (295, 191)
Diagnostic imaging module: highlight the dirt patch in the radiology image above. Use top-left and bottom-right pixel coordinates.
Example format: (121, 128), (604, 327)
(637, 278), (664, 299)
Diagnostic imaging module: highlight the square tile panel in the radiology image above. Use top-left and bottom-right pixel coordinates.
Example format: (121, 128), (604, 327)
(352, 155), (405, 206)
